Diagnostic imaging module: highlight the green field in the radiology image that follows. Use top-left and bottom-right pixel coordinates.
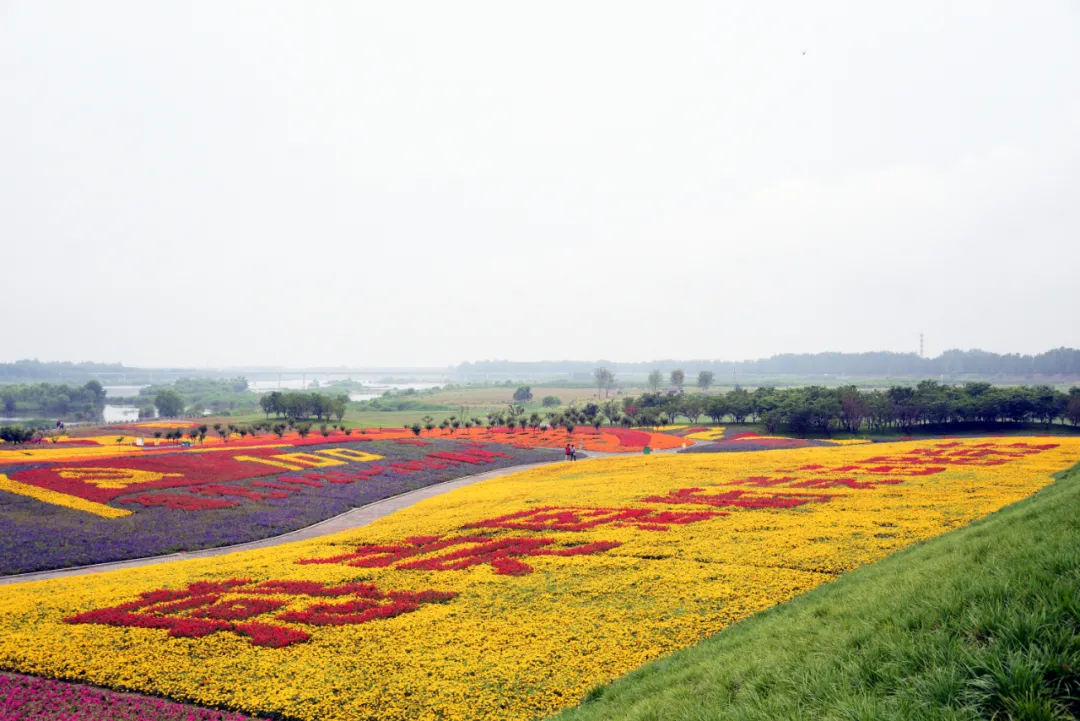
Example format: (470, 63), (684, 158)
(554, 462), (1080, 721)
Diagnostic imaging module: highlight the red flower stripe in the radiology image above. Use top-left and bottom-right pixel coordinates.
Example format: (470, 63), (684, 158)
(250, 481), (308, 492)
(64, 578), (456, 648)
(641, 488), (835, 510)
(187, 484), (288, 501)
(465, 506), (723, 533)
(719, 475), (798, 487)
(297, 534), (622, 576)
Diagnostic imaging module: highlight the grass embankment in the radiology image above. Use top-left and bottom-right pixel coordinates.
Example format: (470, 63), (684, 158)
(555, 462), (1080, 721)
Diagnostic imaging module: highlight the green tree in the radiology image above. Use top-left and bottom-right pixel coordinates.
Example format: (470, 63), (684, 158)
(593, 367), (616, 398)
(681, 396), (704, 424)
(697, 371), (715, 391)
(331, 395), (348, 423)
(670, 369), (685, 391)
(705, 396), (727, 425)
(154, 389), (185, 418)
(1066, 393), (1080, 427)
(542, 395), (561, 407)
(647, 370), (663, 392)
(513, 386), (534, 402)
(83, 380), (105, 403)
(727, 388), (752, 423)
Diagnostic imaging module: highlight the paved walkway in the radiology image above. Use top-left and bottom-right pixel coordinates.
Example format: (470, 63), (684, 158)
(0, 444), (692, 586)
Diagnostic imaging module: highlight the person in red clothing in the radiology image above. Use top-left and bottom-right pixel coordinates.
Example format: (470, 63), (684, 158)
(565, 443), (572, 461)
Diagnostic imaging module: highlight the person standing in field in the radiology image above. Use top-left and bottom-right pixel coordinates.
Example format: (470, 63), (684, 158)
(571, 444), (577, 461)
(565, 443), (572, 461)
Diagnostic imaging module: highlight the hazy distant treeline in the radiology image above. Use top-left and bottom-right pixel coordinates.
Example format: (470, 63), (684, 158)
(459, 347), (1080, 378)
(0, 381), (106, 419)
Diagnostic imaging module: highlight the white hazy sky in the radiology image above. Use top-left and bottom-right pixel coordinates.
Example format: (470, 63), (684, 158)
(2, 1), (1078, 368)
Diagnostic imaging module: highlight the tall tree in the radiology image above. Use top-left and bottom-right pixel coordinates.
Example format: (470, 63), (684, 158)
(697, 371), (715, 391)
(593, 367), (615, 398)
(670, 369), (685, 391)
(154, 389), (185, 418)
(647, 370), (663, 392)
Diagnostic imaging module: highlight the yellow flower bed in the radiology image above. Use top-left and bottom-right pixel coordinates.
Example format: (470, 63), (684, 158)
(829, 438), (874, 445)
(0, 444), (150, 464)
(1, 437), (1078, 721)
(686, 426), (727, 441)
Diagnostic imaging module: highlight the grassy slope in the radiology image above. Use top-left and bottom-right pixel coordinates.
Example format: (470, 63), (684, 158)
(554, 463), (1080, 721)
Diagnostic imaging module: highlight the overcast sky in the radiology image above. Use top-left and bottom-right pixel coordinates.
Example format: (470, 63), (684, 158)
(2, 1), (1078, 368)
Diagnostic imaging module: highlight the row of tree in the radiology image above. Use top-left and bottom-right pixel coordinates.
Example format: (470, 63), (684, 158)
(589, 367), (715, 396)
(414, 383), (1080, 438)
(627, 383), (1080, 436)
(259, 391), (349, 422)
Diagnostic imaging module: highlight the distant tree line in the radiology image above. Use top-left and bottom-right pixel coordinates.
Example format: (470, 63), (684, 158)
(623, 383), (1080, 436)
(459, 347), (1080, 379)
(411, 383), (1080, 439)
(0, 381), (106, 420)
(259, 391), (349, 422)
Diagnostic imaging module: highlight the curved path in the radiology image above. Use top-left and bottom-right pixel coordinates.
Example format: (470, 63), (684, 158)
(0, 444), (692, 587)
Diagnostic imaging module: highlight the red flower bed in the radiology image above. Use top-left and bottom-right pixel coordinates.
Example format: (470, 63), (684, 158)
(187, 484), (289, 501)
(600, 427), (652, 447)
(251, 480), (310, 492)
(64, 578), (456, 648)
(719, 475), (798, 487)
(641, 488), (835, 510)
(427, 451), (489, 465)
(11, 446), (310, 503)
(298, 534), (622, 576)
(465, 506), (722, 532)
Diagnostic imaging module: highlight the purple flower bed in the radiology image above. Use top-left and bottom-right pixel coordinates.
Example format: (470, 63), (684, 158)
(0, 440), (559, 576)
(0, 672), (265, 720)
(679, 438), (836, 453)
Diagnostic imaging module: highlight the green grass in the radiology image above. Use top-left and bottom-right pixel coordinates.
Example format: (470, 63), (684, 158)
(553, 462), (1080, 721)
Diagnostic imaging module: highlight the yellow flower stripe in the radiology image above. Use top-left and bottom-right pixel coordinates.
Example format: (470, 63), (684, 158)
(686, 426), (726, 441)
(0, 474), (132, 518)
(828, 438), (874, 445)
(0, 445), (150, 464)
(0, 437), (1077, 721)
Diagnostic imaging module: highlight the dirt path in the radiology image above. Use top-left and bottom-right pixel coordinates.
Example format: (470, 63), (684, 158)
(0, 445), (690, 586)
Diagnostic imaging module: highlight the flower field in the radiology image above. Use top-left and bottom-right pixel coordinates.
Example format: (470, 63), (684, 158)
(1, 437), (1077, 720)
(425, 425), (683, 452)
(0, 437), (558, 574)
(0, 423), (678, 466)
